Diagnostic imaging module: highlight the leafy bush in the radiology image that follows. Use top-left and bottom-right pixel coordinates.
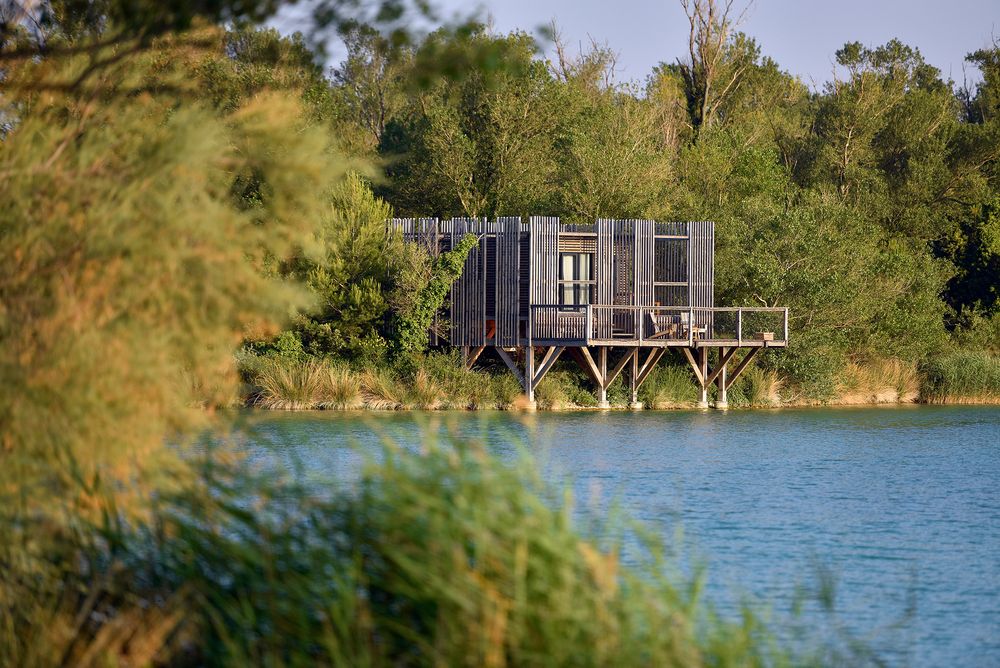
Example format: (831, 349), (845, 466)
(606, 375), (632, 407)
(952, 310), (1000, 354)
(391, 234), (479, 357)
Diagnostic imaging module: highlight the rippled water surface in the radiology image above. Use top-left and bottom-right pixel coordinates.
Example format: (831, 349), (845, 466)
(240, 406), (1000, 666)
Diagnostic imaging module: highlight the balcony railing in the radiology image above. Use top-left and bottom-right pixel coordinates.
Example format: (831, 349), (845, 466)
(527, 305), (788, 346)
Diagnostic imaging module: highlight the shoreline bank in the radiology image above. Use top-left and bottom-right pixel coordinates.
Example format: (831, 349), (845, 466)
(234, 350), (1000, 412)
(236, 394), (1000, 412)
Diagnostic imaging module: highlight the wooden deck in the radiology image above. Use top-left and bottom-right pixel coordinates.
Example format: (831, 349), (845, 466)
(527, 338), (788, 348)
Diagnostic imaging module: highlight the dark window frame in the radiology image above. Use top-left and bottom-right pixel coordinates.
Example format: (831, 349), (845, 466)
(558, 251), (596, 307)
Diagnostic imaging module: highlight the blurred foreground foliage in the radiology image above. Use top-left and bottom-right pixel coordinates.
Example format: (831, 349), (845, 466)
(2, 429), (818, 667)
(0, 25), (341, 511)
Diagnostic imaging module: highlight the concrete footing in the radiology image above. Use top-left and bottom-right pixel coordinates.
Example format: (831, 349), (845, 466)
(629, 401), (644, 411)
(696, 400), (710, 409)
(714, 401), (729, 410)
(597, 400), (611, 410)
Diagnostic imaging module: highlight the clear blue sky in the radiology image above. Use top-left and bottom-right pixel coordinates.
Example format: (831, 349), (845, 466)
(428, 0), (998, 87)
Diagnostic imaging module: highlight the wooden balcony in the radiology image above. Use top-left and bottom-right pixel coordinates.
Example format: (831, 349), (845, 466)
(527, 305), (789, 348)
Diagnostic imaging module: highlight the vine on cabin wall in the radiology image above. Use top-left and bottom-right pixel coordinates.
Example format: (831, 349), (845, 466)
(393, 233), (479, 357)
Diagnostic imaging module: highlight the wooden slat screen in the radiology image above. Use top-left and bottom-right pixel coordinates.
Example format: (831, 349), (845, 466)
(529, 216), (559, 340)
(495, 217), (520, 347)
(634, 219), (655, 307)
(594, 219), (614, 338)
(450, 218), (486, 347)
(689, 220), (715, 332)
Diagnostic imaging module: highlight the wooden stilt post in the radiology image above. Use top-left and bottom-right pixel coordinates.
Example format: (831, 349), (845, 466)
(716, 346), (729, 409)
(630, 347), (642, 409)
(698, 347), (709, 408)
(576, 346), (603, 392)
(526, 345), (536, 406)
(597, 347), (609, 408)
(465, 345), (486, 370)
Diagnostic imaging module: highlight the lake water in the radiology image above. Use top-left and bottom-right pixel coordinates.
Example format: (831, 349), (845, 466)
(239, 405), (1000, 667)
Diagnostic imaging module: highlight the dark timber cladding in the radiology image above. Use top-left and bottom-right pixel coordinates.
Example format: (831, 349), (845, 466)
(389, 216), (789, 409)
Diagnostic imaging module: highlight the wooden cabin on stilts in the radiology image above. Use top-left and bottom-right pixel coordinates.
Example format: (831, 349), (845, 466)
(390, 217), (788, 409)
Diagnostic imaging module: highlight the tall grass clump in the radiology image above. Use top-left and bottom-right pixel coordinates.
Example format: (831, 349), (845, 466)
(534, 370), (582, 409)
(360, 367), (409, 409)
(489, 372), (524, 409)
(252, 358), (330, 409)
(835, 358), (919, 404)
(639, 364), (699, 409)
(1, 433), (793, 667)
(410, 368), (443, 409)
(421, 350), (481, 408)
(729, 366), (784, 407)
(920, 350), (1000, 403)
(320, 364), (363, 409)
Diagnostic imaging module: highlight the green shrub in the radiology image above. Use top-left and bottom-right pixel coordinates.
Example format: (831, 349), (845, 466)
(606, 375), (631, 407)
(952, 310), (1000, 354)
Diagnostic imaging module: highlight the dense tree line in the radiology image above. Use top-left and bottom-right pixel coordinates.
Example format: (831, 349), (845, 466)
(3, 0), (999, 399)
(315, 10), (1000, 395)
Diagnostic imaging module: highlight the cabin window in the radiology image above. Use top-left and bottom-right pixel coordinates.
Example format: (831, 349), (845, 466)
(653, 237), (688, 306)
(559, 252), (594, 306)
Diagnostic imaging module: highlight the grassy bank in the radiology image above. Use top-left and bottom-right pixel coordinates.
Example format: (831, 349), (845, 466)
(919, 350), (1000, 404)
(236, 350), (1000, 411)
(237, 350), (524, 410)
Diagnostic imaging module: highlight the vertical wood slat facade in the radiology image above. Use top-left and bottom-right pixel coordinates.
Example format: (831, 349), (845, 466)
(388, 217), (719, 347)
(634, 219), (655, 307)
(495, 217), (520, 347)
(450, 218), (485, 347)
(594, 218), (613, 339)
(529, 216), (559, 340)
(688, 220), (715, 332)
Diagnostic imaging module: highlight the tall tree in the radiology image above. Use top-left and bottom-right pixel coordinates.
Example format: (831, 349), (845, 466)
(676, 0), (753, 133)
